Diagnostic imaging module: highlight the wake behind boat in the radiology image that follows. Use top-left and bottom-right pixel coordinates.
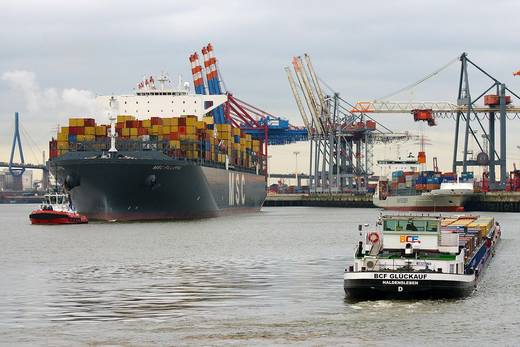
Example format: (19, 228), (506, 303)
(344, 214), (500, 300)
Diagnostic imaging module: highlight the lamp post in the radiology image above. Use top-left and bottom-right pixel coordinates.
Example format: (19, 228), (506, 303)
(267, 155), (272, 186)
(293, 151), (300, 187)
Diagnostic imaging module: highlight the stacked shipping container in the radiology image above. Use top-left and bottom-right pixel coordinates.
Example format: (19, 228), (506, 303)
(441, 216), (494, 263)
(50, 115), (264, 172)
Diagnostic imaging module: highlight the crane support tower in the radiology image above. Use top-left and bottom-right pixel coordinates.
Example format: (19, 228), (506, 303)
(453, 53), (520, 189)
(286, 55), (417, 194)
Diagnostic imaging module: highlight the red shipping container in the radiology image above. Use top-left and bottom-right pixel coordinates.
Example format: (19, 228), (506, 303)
(125, 120), (138, 128)
(116, 128), (123, 136)
(151, 117), (162, 125)
(169, 132), (179, 140)
(116, 122), (124, 129)
(84, 118), (96, 126)
(179, 126), (186, 135)
(366, 120), (376, 129)
(69, 126), (85, 135)
(178, 117), (186, 126)
(138, 127), (148, 136)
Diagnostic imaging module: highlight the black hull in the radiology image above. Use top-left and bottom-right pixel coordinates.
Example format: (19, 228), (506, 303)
(344, 278), (475, 301)
(50, 151), (266, 221)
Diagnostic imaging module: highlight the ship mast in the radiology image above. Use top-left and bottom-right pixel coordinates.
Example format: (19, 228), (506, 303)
(108, 96), (118, 153)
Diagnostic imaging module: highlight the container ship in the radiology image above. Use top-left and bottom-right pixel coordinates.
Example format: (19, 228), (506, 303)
(373, 170), (474, 212)
(47, 52), (268, 221)
(344, 214), (501, 300)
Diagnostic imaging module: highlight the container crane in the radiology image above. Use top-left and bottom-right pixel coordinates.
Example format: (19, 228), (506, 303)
(351, 53), (520, 189)
(285, 54), (418, 193)
(189, 43), (308, 147)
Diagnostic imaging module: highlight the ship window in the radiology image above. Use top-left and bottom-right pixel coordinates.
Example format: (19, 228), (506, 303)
(136, 101), (138, 104)
(183, 101), (185, 104)
(426, 221), (439, 232)
(124, 101), (127, 104)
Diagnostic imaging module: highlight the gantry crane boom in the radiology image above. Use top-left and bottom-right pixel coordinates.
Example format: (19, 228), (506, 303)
(285, 67), (311, 130)
(304, 54), (329, 121)
(351, 100), (520, 114)
(291, 57), (324, 134)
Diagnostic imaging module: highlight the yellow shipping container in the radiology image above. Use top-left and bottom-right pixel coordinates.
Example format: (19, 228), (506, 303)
(130, 128), (138, 136)
(171, 125), (179, 133)
(84, 126), (95, 135)
(68, 118), (85, 127)
(218, 132), (230, 140)
(117, 115), (135, 123)
(171, 117), (179, 126)
(186, 116), (197, 126)
(60, 126), (69, 135)
(232, 127), (241, 136)
(85, 135), (95, 141)
(76, 135), (86, 141)
(161, 126), (171, 135)
(57, 132), (68, 141)
(95, 126), (106, 136)
(122, 128), (130, 137)
(162, 118), (172, 126)
(150, 125), (161, 135)
(130, 135), (138, 140)
(169, 140), (181, 148)
(142, 119), (151, 128)
(195, 121), (205, 130)
(186, 126), (196, 135)
(203, 116), (214, 125)
(57, 141), (69, 150)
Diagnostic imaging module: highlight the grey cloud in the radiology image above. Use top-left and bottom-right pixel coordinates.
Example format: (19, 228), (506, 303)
(1, 0), (520, 173)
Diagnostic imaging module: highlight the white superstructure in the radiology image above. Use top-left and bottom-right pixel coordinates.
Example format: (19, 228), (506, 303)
(96, 74), (227, 118)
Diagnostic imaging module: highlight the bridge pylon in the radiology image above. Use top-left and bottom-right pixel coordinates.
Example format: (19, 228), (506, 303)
(9, 112), (25, 177)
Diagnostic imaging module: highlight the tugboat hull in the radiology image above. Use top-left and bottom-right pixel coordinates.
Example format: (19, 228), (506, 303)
(30, 210), (89, 225)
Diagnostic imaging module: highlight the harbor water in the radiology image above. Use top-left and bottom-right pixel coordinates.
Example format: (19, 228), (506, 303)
(0, 205), (518, 346)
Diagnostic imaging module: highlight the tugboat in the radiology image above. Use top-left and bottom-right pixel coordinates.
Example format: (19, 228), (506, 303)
(29, 193), (88, 225)
(344, 214), (500, 300)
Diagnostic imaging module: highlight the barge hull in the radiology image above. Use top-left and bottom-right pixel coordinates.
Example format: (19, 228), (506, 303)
(344, 274), (475, 300)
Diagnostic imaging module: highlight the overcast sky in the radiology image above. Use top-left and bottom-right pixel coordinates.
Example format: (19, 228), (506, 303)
(1, 0), (520, 181)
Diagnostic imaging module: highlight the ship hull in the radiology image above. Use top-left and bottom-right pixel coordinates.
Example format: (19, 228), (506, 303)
(50, 152), (266, 221)
(343, 272), (475, 300)
(373, 193), (468, 212)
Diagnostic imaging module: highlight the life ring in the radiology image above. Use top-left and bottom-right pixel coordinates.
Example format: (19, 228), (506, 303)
(368, 232), (380, 243)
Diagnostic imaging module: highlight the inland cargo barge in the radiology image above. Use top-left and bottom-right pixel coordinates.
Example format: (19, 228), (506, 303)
(344, 214), (501, 300)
